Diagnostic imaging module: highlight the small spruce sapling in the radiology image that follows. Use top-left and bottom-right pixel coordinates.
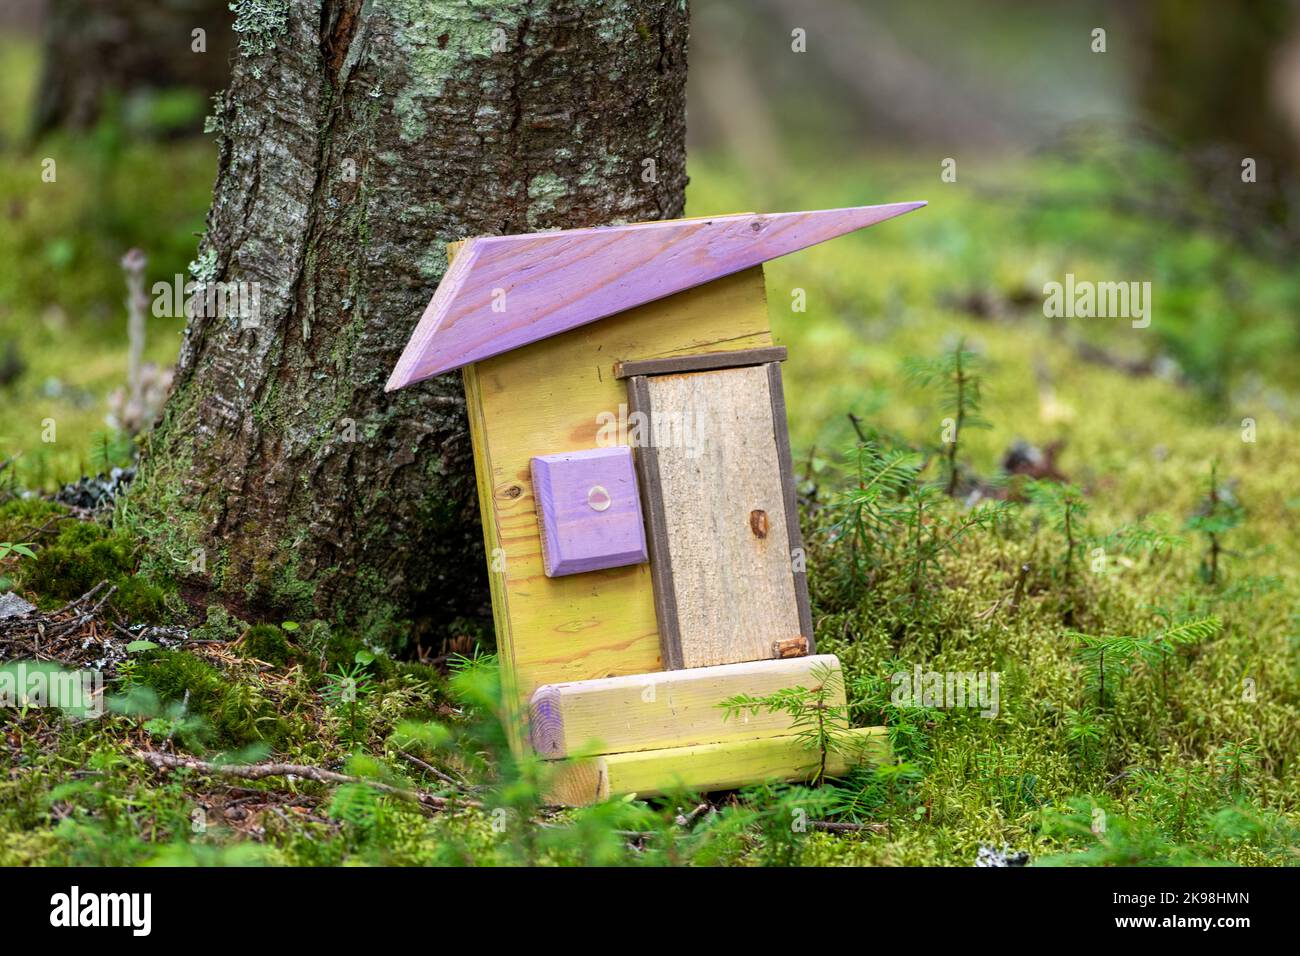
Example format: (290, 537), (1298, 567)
(1185, 462), (1243, 585)
(1092, 514), (1185, 565)
(825, 760), (923, 822)
(1073, 616), (1220, 709)
(829, 440), (918, 586)
(1131, 764), (1213, 840)
(321, 653), (377, 750)
(1036, 796), (1209, 866)
(1072, 632), (1144, 710)
(904, 338), (990, 496)
(1063, 705), (1105, 771)
(87, 429), (133, 474)
(720, 663), (856, 785)
(897, 480), (1012, 621)
(1025, 478), (1088, 587)
(437, 652), (554, 865)
(738, 782), (834, 867)
(1139, 615), (1222, 699)
(1212, 740), (1259, 800)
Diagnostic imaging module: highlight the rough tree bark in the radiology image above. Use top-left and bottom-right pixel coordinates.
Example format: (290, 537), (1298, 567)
(131, 0), (689, 648)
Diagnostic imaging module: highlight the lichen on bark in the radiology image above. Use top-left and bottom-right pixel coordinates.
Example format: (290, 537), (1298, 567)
(128, 0), (690, 650)
(230, 0), (292, 60)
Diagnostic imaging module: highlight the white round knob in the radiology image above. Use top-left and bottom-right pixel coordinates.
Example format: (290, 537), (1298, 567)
(587, 485), (612, 512)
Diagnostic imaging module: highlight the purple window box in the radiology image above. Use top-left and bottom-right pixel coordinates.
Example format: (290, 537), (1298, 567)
(530, 447), (649, 577)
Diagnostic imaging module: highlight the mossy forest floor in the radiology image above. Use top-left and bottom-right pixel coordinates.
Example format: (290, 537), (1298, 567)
(2, 35), (1298, 864)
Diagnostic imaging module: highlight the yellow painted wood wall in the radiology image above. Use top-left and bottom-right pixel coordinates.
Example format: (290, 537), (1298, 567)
(461, 265), (774, 754)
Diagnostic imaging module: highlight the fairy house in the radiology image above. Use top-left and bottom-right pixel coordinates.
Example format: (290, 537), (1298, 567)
(387, 202), (925, 804)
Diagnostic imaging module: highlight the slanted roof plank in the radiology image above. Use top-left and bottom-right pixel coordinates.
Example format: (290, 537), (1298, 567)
(386, 202), (925, 389)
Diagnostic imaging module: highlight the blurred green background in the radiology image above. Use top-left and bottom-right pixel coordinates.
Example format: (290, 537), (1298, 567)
(1, 0), (1297, 492)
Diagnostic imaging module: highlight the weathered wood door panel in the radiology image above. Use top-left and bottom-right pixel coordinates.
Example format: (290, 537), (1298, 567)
(628, 360), (813, 668)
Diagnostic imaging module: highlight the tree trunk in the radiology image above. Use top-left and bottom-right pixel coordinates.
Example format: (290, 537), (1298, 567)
(1133, 0), (1300, 230)
(131, 0), (689, 649)
(32, 0), (235, 136)
(1135, 0), (1296, 161)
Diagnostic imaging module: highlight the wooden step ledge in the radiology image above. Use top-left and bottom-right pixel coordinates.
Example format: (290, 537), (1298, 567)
(542, 726), (889, 806)
(529, 655), (843, 759)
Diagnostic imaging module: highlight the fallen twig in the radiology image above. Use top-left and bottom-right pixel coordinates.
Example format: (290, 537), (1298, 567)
(397, 747), (478, 792)
(810, 820), (889, 834)
(47, 582), (113, 621)
(138, 751), (484, 812)
(1010, 562), (1031, 616)
(675, 801), (711, 827)
(1104, 767), (1145, 790)
(17, 511), (76, 542)
(50, 584), (116, 640)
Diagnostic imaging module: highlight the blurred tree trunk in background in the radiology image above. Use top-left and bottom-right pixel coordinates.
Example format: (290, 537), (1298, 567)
(131, 0), (689, 649)
(33, 0), (234, 135)
(1134, 0), (1300, 209)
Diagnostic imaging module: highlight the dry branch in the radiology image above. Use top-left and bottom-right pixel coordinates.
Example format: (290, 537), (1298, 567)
(138, 751), (483, 812)
(396, 747), (478, 792)
(810, 820), (889, 834)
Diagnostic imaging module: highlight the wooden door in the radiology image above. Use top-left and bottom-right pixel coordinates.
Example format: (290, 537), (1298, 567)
(624, 353), (813, 669)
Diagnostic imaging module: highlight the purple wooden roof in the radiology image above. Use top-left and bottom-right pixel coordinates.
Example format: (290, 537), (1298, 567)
(386, 202), (926, 390)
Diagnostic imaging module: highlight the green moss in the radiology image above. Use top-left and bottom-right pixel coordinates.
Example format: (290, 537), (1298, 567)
(0, 498), (67, 541)
(192, 604), (246, 643)
(14, 516), (176, 623)
(23, 520), (133, 601)
(133, 649), (288, 748)
(109, 577), (166, 624)
(116, 394), (213, 590)
(244, 544), (317, 617)
(133, 649), (226, 708)
(320, 627), (394, 680)
(241, 623), (293, 666)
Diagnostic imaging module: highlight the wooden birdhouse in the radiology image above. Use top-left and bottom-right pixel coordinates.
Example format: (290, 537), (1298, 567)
(387, 202), (926, 804)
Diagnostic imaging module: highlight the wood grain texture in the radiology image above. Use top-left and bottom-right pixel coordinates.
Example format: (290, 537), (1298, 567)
(463, 265), (775, 754)
(462, 359), (524, 749)
(530, 447), (647, 577)
(626, 373), (682, 671)
(614, 345), (786, 379)
(542, 726), (890, 805)
(635, 364), (803, 668)
(767, 363), (816, 648)
(529, 654), (845, 758)
(387, 204), (926, 388)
